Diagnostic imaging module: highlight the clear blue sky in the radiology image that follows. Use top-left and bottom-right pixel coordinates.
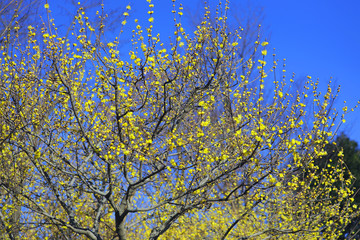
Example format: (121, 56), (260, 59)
(50, 0), (360, 143)
(255, 0), (360, 143)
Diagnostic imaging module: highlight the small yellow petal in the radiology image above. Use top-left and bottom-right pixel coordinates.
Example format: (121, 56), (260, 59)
(278, 91), (283, 98)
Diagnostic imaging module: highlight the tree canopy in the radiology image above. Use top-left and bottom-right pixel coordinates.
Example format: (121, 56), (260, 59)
(0, 1), (358, 239)
(312, 133), (360, 239)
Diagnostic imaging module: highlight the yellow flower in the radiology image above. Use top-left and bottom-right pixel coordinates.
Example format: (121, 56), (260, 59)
(44, 3), (49, 9)
(278, 91), (283, 98)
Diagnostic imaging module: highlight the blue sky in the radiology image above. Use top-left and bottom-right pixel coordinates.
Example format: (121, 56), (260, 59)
(255, 0), (360, 143)
(50, 0), (360, 143)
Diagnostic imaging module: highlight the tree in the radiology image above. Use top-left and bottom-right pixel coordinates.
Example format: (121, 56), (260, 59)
(0, 1), (357, 239)
(0, 0), (41, 41)
(311, 133), (360, 239)
(0, 0), (125, 47)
